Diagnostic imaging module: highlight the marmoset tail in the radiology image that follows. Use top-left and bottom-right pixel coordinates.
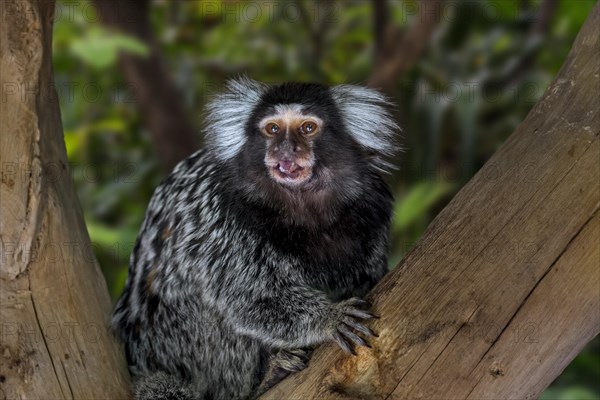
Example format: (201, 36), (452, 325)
(112, 78), (400, 400)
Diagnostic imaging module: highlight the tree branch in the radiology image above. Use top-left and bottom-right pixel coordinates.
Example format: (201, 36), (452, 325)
(369, 0), (446, 93)
(372, 0), (389, 66)
(92, 0), (199, 171)
(486, 0), (559, 91)
(0, 1), (130, 397)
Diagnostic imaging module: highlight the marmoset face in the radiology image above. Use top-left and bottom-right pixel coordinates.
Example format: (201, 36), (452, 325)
(259, 104), (322, 187)
(204, 79), (398, 204)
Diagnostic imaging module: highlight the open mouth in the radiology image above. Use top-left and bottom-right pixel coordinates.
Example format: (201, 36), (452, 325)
(270, 161), (311, 184)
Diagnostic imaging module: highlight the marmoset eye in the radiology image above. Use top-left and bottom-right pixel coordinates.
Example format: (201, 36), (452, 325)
(265, 122), (280, 135)
(300, 121), (318, 135)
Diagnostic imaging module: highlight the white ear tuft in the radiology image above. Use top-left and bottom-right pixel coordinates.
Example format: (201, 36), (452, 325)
(330, 85), (400, 172)
(204, 77), (267, 161)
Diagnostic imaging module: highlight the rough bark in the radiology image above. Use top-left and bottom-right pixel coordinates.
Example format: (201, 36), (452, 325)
(263, 3), (599, 399)
(0, 1), (130, 398)
(92, 0), (199, 172)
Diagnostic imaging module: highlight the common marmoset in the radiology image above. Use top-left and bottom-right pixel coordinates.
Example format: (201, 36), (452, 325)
(112, 78), (399, 400)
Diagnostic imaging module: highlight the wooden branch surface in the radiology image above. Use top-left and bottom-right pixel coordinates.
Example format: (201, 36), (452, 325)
(263, 3), (600, 399)
(0, 1), (130, 398)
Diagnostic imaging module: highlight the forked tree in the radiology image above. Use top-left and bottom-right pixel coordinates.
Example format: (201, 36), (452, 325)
(0, 1), (598, 399)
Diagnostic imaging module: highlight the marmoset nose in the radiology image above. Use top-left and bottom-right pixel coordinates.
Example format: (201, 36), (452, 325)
(278, 138), (298, 154)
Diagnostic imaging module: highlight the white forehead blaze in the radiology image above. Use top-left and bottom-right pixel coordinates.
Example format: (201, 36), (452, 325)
(258, 104), (322, 132)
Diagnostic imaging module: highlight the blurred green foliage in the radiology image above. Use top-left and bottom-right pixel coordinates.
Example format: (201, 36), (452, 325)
(52, 0), (598, 397)
(70, 26), (149, 68)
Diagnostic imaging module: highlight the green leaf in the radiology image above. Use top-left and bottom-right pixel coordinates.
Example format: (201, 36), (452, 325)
(393, 181), (454, 232)
(91, 118), (128, 134)
(85, 219), (138, 248)
(540, 387), (599, 400)
(70, 27), (149, 69)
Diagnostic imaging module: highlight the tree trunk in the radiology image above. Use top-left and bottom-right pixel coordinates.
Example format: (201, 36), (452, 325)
(0, 1), (130, 398)
(263, 3), (599, 400)
(92, 0), (200, 172)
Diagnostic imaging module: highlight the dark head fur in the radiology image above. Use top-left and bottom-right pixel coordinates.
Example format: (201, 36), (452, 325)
(204, 78), (399, 226)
